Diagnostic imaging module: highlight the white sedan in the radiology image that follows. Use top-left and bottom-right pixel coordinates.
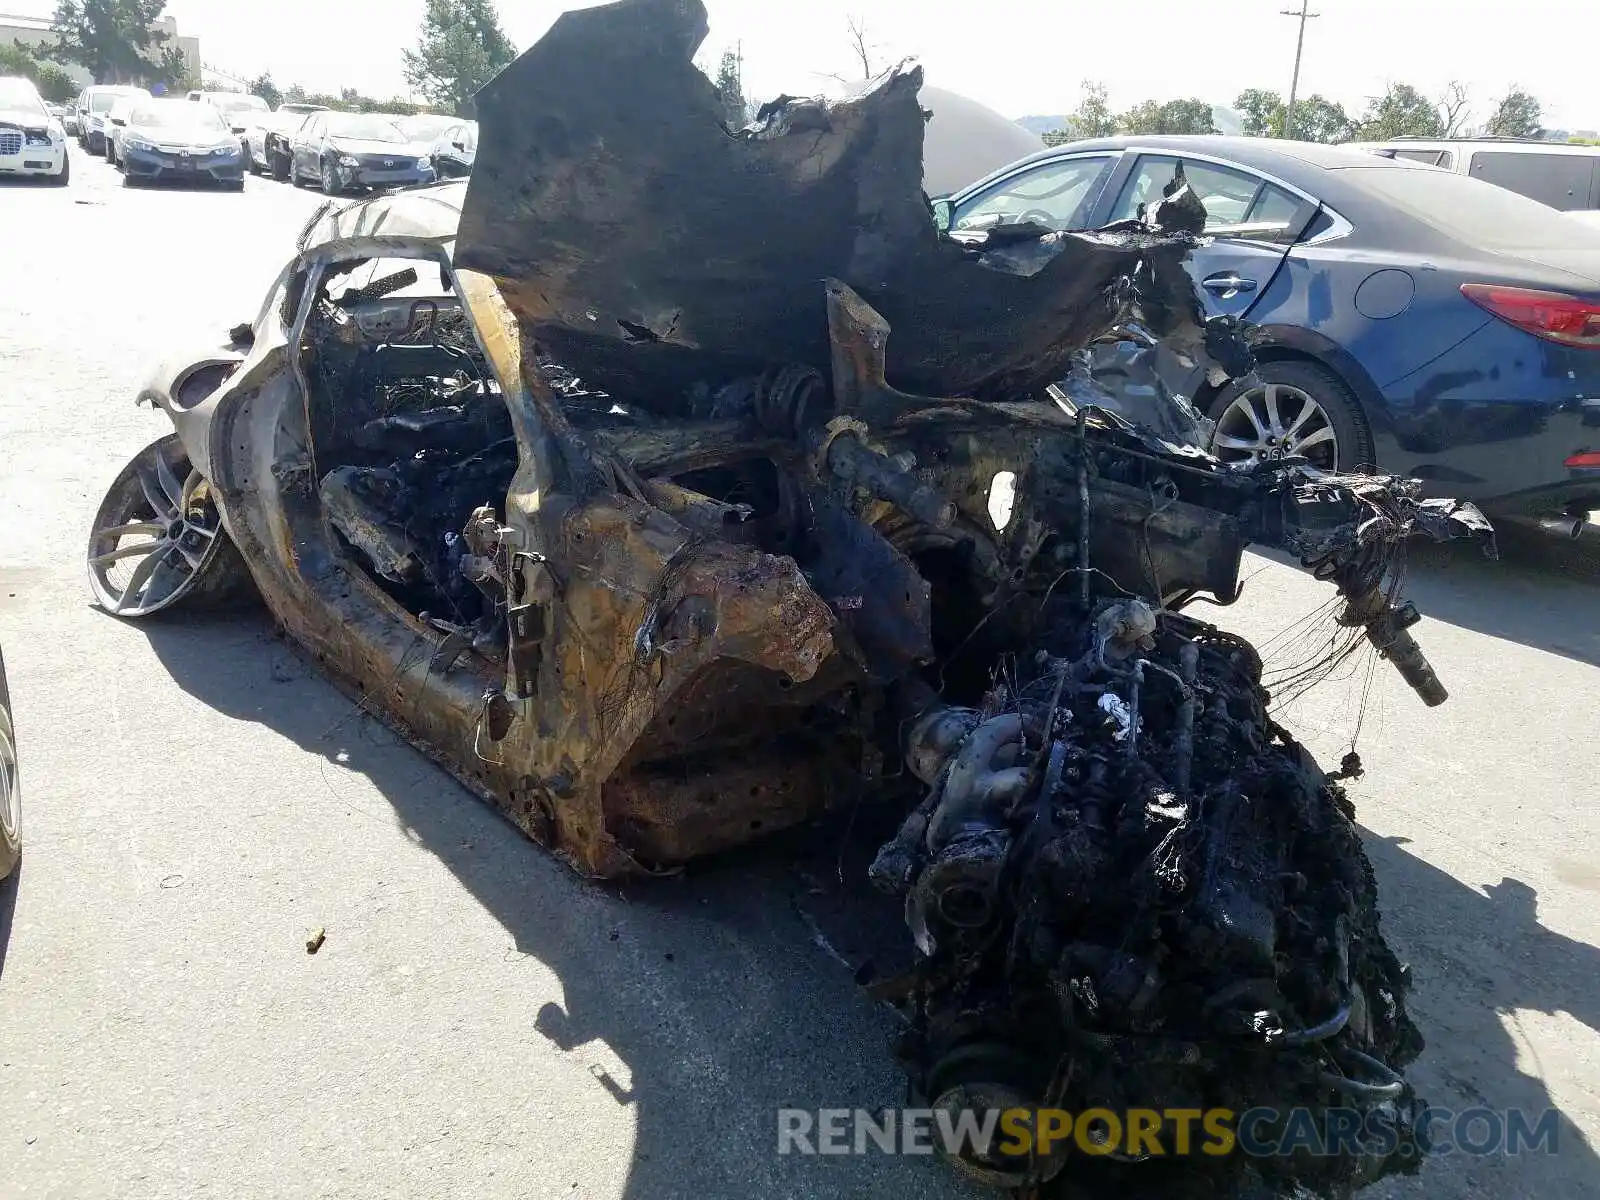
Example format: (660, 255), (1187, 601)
(0, 76), (69, 184)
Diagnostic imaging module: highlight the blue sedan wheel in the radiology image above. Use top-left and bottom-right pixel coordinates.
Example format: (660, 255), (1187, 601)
(1207, 361), (1374, 474)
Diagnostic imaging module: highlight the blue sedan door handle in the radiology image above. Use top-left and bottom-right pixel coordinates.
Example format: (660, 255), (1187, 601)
(1202, 272), (1258, 297)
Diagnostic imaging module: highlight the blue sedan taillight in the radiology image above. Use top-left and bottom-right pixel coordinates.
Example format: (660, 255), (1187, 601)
(1461, 283), (1600, 349)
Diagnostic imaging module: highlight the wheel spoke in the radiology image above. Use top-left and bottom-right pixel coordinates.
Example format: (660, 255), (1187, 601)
(97, 520), (163, 540)
(1237, 398), (1269, 438)
(1213, 433), (1259, 452)
(1293, 427), (1336, 454)
(136, 467), (176, 522)
(114, 546), (165, 613)
(184, 521), (218, 539)
(1263, 384), (1284, 435)
(1282, 397), (1318, 441)
(154, 447), (185, 510)
(91, 539), (165, 567)
(145, 558), (188, 604)
(172, 538), (205, 569)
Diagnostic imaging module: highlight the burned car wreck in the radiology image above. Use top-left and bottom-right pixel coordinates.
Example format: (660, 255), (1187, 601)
(88, 1), (1496, 1196)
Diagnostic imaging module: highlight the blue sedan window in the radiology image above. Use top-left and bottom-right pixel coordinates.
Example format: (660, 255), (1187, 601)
(952, 156), (1111, 232)
(1109, 155), (1306, 239)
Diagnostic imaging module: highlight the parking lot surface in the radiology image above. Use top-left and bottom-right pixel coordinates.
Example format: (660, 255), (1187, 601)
(0, 148), (1596, 1199)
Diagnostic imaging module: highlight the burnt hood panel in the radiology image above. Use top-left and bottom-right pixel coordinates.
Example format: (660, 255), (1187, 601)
(455, 0), (1207, 410)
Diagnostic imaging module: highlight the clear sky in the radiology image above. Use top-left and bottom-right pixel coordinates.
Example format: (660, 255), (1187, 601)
(13, 0), (1599, 131)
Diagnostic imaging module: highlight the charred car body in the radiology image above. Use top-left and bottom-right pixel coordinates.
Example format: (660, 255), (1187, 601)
(88, 2), (1495, 1195)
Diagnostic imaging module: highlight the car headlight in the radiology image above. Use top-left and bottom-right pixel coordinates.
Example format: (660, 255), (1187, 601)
(125, 137), (157, 154)
(338, 154), (359, 168)
(418, 158), (431, 170)
(212, 144), (237, 156)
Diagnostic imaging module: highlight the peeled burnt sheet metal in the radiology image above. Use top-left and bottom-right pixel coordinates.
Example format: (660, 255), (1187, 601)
(455, 0), (1211, 408)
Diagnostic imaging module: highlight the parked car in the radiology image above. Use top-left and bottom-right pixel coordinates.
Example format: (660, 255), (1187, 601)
(287, 110), (434, 194)
(119, 98), (246, 189)
(103, 95), (140, 165)
(1349, 137), (1600, 224)
(0, 76), (69, 185)
(60, 100), (79, 136)
(428, 119), (477, 178)
(76, 84), (149, 154)
(199, 91), (270, 142)
(242, 101), (329, 178)
(938, 135), (1600, 526)
(0, 643), (16, 883)
(396, 113), (459, 144)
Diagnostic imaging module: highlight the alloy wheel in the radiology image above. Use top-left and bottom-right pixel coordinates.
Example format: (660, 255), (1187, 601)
(1211, 382), (1340, 472)
(87, 436), (228, 617)
(0, 714), (17, 851)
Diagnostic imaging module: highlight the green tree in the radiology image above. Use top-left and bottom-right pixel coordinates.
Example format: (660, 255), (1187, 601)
(1294, 95), (1355, 142)
(401, 0), (515, 119)
(49, 0), (167, 84)
(1118, 97), (1217, 136)
(249, 71), (282, 109)
(1235, 87), (1284, 137)
(1356, 82), (1443, 140)
(36, 63), (78, 103)
(0, 40), (38, 80)
(147, 42), (194, 91)
(1065, 80), (1117, 138)
(1, 37), (79, 103)
(283, 82), (308, 104)
(711, 48), (747, 128)
(1484, 86), (1542, 138)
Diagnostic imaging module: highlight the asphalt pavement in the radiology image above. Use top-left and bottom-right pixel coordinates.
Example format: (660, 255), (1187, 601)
(0, 146), (1596, 1200)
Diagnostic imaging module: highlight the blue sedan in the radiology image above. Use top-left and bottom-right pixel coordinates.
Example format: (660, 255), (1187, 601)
(119, 98), (246, 190)
(938, 136), (1600, 525)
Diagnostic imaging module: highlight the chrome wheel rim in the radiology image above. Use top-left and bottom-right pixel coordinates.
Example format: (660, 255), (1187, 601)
(0, 719), (18, 847)
(87, 436), (225, 618)
(1212, 382), (1339, 471)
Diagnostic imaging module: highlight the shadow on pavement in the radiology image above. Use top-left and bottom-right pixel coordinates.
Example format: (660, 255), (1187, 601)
(132, 604), (1600, 1198)
(0, 863), (17, 981)
(1246, 523), (1600, 669)
(137, 612), (972, 1200)
(1361, 831), (1599, 1197)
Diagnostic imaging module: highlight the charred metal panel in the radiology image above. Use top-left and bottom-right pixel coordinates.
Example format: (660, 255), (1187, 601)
(456, 0), (1211, 409)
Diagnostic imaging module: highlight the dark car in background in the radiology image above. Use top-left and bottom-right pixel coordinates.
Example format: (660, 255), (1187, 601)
(940, 136), (1600, 527)
(120, 99), (246, 189)
(287, 111), (434, 195)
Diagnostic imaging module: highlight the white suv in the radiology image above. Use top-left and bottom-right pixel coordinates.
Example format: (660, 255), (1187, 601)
(1348, 137), (1600, 228)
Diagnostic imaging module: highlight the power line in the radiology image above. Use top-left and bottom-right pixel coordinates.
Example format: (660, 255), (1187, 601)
(1280, 0), (1320, 139)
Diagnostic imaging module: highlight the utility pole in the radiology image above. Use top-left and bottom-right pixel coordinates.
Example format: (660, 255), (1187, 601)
(1280, 0), (1320, 139)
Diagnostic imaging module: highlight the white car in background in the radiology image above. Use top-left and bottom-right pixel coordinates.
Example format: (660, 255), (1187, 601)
(1350, 137), (1600, 225)
(103, 95), (141, 166)
(196, 91), (270, 138)
(242, 101), (329, 177)
(0, 76), (69, 184)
